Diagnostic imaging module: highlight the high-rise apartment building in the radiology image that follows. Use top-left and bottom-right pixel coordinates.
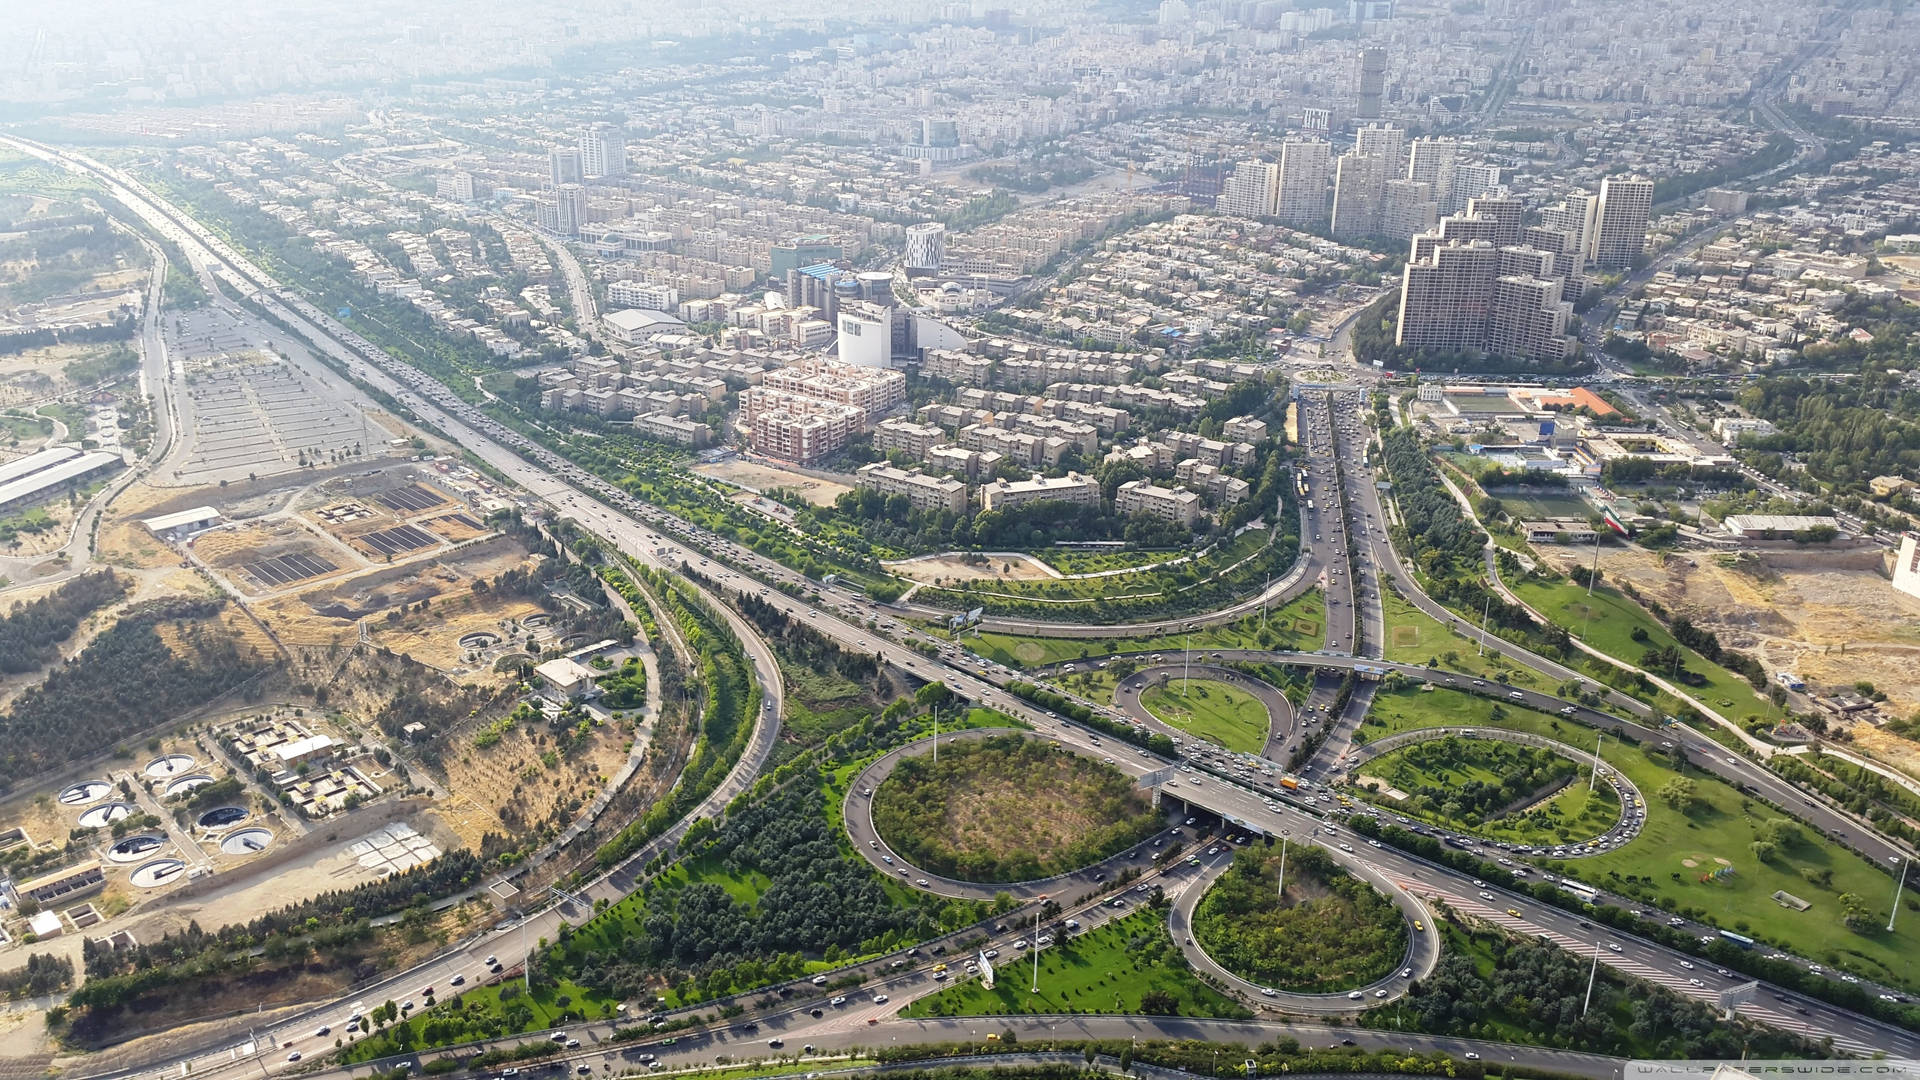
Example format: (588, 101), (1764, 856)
(580, 122), (626, 179)
(553, 183), (587, 238)
(1380, 179), (1438, 240)
(1540, 191), (1598, 260)
(1330, 124), (1404, 238)
(1450, 163), (1502, 211)
(1275, 139), (1332, 225)
(549, 148), (583, 188)
(1217, 160), (1279, 219)
(1395, 198), (1576, 364)
(1406, 137), (1460, 211)
(1589, 177), (1653, 269)
(1354, 47), (1387, 119)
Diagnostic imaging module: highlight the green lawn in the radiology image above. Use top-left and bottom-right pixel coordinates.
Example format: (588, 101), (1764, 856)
(1035, 548), (1181, 575)
(341, 978), (618, 1062)
(961, 591), (1326, 670)
(1489, 492), (1595, 519)
(1139, 679), (1271, 754)
(1362, 685), (1920, 989)
(1352, 736), (1620, 848)
(1379, 588), (1540, 685)
(901, 909), (1245, 1019)
(1510, 578), (1781, 726)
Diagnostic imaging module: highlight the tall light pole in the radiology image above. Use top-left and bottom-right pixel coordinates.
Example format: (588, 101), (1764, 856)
(1183, 630), (1192, 696)
(1477, 591), (1493, 657)
(1589, 731), (1605, 792)
(1890, 858), (1908, 933)
(931, 705), (938, 767)
(1581, 940), (1600, 1016)
(1276, 834), (1289, 901)
(1031, 902), (1043, 994)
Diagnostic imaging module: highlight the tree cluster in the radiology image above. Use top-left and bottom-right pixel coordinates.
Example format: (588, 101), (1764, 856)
(0, 570), (124, 675)
(1394, 928), (1813, 1057)
(0, 598), (270, 794)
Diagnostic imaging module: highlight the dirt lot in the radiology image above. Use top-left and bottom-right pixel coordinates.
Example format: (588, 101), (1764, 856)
(255, 536), (533, 649)
(695, 458), (852, 506)
(366, 591), (549, 674)
(193, 518), (354, 596)
(432, 712), (633, 853)
(885, 552), (1058, 585)
(1542, 545), (1920, 715)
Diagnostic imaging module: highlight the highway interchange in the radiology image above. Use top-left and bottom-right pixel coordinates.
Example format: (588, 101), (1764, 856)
(8, 135), (1918, 1080)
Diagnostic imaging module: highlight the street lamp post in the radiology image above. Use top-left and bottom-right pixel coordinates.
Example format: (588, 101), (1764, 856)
(1276, 834), (1289, 902)
(1589, 731), (1605, 792)
(1477, 591), (1493, 657)
(1582, 941), (1600, 1016)
(1891, 858), (1908, 933)
(1032, 903), (1042, 993)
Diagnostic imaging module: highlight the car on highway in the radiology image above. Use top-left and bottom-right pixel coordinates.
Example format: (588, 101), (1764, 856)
(1505, 908), (1521, 917)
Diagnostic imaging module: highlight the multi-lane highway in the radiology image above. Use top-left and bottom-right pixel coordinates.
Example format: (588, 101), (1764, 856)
(14, 135), (1919, 1080)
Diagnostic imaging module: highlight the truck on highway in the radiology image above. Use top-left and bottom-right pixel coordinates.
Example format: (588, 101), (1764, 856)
(1279, 777), (1300, 791)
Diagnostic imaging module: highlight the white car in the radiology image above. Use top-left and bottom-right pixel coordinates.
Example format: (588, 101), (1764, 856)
(873, 994), (889, 1004)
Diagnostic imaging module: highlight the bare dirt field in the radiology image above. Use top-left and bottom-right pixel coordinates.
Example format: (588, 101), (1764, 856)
(366, 591), (549, 675)
(255, 537), (532, 648)
(694, 458), (852, 506)
(432, 713), (632, 853)
(1542, 545), (1920, 715)
(885, 552), (1058, 585)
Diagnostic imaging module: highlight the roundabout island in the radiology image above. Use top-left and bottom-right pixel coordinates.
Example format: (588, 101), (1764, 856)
(845, 728), (1178, 899)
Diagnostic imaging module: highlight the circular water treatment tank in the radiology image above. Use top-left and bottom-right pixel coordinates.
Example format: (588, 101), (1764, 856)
(459, 632), (501, 649)
(108, 833), (167, 863)
(145, 753), (197, 778)
(522, 614), (552, 629)
(198, 805), (250, 829)
(130, 858), (188, 888)
(163, 774), (216, 798)
(220, 828), (274, 856)
(58, 780), (113, 806)
(78, 801), (136, 830)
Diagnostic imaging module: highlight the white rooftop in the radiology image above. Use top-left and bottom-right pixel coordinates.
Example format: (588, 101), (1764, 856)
(143, 506), (223, 534)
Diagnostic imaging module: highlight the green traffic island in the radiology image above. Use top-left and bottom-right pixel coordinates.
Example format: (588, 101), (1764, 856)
(902, 908), (1249, 1019)
(1192, 844), (1409, 995)
(872, 732), (1164, 884)
(954, 592), (1329, 671)
(1364, 917), (1823, 1059)
(1346, 734), (1623, 850)
(1137, 676), (1274, 755)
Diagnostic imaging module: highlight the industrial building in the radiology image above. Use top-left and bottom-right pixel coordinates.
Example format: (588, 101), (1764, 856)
(0, 446), (122, 515)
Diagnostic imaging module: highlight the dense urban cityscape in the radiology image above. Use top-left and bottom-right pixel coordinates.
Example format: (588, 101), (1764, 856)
(2, 1), (1920, 1079)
